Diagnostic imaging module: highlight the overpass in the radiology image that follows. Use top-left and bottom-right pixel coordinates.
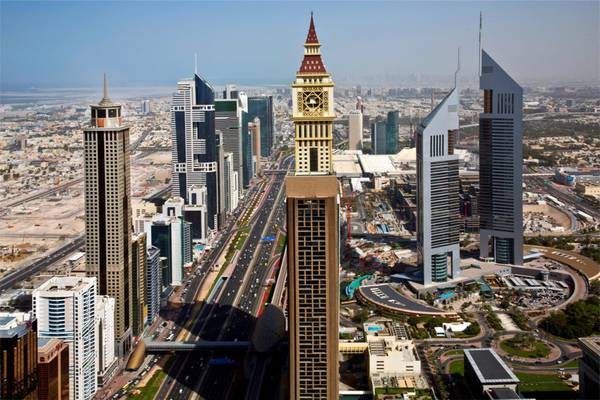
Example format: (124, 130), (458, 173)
(143, 339), (251, 353)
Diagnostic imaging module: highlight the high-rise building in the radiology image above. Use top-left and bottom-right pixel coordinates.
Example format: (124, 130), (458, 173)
(141, 99), (151, 114)
(0, 312), (38, 400)
(478, 50), (523, 265)
(215, 94), (247, 202)
(95, 295), (117, 387)
(223, 152), (239, 213)
(171, 74), (220, 231)
(246, 119), (259, 182)
(182, 185), (208, 242)
(33, 277), (97, 400)
(144, 198), (191, 287)
(371, 120), (387, 154)
(145, 246), (162, 325)
(37, 338), (69, 400)
(348, 109), (363, 150)
(223, 84), (239, 100)
(251, 117), (262, 175)
(386, 110), (399, 154)
(287, 14), (340, 399)
(417, 88), (461, 285)
(83, 75), (132, 355)
(578, 336), (600, 400)
(131, 232), (147, 337)
(248, 95), (274, 158)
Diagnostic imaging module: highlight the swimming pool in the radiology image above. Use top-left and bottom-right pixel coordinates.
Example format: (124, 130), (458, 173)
(194, 244), (205, 251)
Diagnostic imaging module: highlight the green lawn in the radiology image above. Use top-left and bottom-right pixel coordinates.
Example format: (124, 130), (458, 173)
(500, 337), (551, 358)
(516, 372), (574, 393)
(557, 358), (579, 369)
(443, 349), (464, 357)
(129, 357), (173, 400)
(448, 359), (464, 377)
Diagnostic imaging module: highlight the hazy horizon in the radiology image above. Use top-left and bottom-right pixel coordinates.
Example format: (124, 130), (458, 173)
(1, 1), (599, 90)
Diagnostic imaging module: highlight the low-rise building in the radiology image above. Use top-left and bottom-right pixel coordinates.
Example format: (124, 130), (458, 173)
(464, 348), (520, 396)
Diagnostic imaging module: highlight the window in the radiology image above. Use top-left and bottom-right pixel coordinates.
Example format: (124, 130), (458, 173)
(97, 109), (106, 118)
(109, 109), (117, 118)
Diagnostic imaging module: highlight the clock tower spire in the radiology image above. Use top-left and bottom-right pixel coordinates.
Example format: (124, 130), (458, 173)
(292, 13), (335, 174)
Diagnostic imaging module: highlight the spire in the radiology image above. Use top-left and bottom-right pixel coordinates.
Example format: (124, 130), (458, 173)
(305, 11), (319, 44)
(99, 73), (113, 106)
(298, 13), (326, 74)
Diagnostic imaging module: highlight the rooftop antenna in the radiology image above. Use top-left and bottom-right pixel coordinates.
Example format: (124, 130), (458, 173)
(478, 12), (483, 76)
(194, 53), (198, 75)
(99, 73), (112, 105)
(454, 47), (461, 87)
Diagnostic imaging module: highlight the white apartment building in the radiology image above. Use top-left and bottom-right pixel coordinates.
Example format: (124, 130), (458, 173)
(348, 109), (363, 150)
(33, 276), (97, 400)
(95, 295), (117, 387)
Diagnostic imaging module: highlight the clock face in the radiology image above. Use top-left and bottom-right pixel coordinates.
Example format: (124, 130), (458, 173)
(303, 90), (323, 110)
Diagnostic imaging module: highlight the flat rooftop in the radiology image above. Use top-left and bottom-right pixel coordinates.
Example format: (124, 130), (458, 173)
(464, 348), (519, 384)
(578, 336), (600, 356)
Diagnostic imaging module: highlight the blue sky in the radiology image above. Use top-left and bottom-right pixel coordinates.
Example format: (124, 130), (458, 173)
(1, 1), (598, 88)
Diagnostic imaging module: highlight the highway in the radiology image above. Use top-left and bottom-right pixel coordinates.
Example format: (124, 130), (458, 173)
(156, 155), (292, 400)
(0, 235), (85, 292)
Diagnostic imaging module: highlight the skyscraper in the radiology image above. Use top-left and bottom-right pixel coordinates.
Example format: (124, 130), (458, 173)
(348, 109), (363, 150)
(83, 75), (132, 355)
(246, 119), (259, 182)
(223, 152), (239, 213)
(287, 14), (339, 399)
(417, 88), (461, 285)
(251, 117), (262, 175)
(145, 246), (161, 325)
(248, 95), (274, 158)
(215, 93), (247, 201)
(34, 277), (97, 400)
(385, 110), (399, 154)
(478, 50), (523, 265)
(131, 232), (147, 338)
(0, 312), (38, 400)
(371, 120), (387, 154)
(171, 74), (220, 231)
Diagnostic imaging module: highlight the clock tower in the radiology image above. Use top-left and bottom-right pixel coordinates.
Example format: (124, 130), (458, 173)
(292, 13), (335, 174)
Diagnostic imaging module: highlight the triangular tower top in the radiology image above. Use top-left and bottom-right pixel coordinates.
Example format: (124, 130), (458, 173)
(305, 12), (319, 44)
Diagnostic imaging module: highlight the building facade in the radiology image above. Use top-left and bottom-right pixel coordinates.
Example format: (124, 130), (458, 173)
(0, 312), (38, 400)
(171, 74), (220, 231)
(348, 109), (363, 150)
(215, 94), (247, 197)
(386, 110), (399, 154)
(95, 296), (117, 387)
(37, 338), (69, 400)
(479, 50), (524, 265)
(416, 88), (461, 285)
(33, 277), (97, 400)
(287, 14), (340, 399)
(251, 117), (262, 175)
(145, 246), (162, 325)
(371, 120), (387, 155)
(131, 232), (147, 337)
(83, 75), (132, 355)
(578, 336), (600, 400)
(248, 95), (274, 158)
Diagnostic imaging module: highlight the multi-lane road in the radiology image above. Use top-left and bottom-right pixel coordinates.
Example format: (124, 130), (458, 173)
(154, 156), (292, 400)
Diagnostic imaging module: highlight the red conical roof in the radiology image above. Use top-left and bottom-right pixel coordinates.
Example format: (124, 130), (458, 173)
(298, 13), (326, 74)
(305, 13), (319, 44)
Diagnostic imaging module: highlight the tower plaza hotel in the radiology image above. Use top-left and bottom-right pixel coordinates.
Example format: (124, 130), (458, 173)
(286, 14), (340, 400)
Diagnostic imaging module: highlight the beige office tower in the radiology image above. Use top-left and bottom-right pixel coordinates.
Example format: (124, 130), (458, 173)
(287, 14), (340, 399)
(250, 117), (262, 175)
(84, 75), (133, 356)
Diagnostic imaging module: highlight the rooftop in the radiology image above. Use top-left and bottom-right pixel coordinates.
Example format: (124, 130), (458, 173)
(464, 348), (520, 384)
(578, 336), (600, 356)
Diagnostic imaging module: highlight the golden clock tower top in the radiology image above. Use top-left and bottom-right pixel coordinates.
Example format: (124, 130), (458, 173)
(291, 14), (335, 174)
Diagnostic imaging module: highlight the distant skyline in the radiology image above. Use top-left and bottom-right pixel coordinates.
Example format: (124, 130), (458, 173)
(1, 1), (598, 89)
